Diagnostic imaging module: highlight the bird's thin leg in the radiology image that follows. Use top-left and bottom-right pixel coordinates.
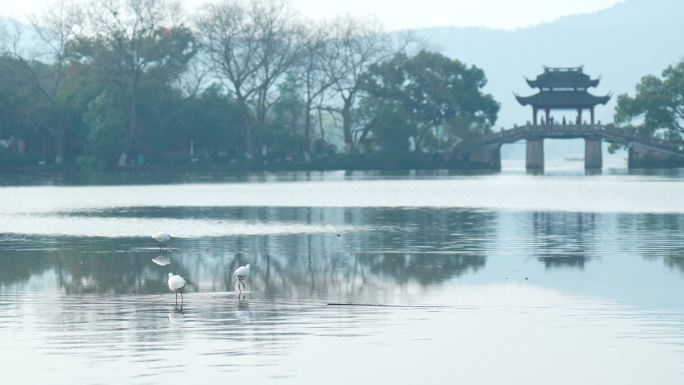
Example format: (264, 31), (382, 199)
(175, 291), (178, 307)
(180, 289), (183, 304)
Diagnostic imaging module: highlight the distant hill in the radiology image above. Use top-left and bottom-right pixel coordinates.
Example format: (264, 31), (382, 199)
(416, 0), (684, 128)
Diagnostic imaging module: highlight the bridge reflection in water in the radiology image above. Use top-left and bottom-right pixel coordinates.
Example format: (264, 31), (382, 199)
(454, 123), (684, 170)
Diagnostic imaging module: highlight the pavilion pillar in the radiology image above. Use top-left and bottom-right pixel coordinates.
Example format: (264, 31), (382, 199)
(576, 108), (583, 125)
(590, 108), (595, 125)
(545, 108), (550, 126)
(585, 137), (602, 169)
(532, 108), (538, 126)
(526, 138), (544, 169)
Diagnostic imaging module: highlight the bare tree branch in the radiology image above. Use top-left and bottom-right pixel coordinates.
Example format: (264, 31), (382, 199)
(196, 0), (302, 159)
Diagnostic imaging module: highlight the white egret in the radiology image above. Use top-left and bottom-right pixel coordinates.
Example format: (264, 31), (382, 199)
(233, 264), (251, 292)
(168, 272), (186, 307)
(152, 232), (172, 251)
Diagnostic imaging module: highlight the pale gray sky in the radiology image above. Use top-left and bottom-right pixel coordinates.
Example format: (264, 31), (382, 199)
(2, 0), (623, 30)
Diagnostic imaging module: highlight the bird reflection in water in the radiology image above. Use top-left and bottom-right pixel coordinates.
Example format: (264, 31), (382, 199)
(152, 255), (171, 266)
(236, 295), (251, 323)
(168, 309), (186, 323)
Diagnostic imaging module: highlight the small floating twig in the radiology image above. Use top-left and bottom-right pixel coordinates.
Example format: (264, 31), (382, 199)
(326, 303), (448, 309)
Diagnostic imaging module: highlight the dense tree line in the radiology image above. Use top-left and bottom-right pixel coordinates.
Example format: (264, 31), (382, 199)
(615, 59), (684, 146)
(0, 0), (498, 170)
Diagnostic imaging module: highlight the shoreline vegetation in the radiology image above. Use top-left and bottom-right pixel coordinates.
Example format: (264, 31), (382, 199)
(1, 0), (682, 172)
(0, 153), (491, 174)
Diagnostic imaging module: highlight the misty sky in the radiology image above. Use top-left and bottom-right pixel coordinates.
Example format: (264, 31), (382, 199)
(2, 0), (622, 30)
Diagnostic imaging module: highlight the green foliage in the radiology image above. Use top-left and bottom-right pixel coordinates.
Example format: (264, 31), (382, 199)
(159, 85), (245, 162)
(0, 55), (54, 158)
(0, 149), (42, 167)
(79, 91), (126, 170)
(360, 50), (500, 153)
(68, 24), (198, 159)
(267, 76), (306, 160)
(142, 26), (198, 86)
(615, 60), (684, 142)
(365, 104), (413, 155)
(1, 11), (501, 171)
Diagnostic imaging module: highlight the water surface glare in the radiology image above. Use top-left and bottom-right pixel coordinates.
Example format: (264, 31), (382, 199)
(1, 174), (684, 215)
(2, 170), (684, 384)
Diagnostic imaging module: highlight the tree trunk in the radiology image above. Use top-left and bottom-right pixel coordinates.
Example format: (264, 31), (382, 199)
(54, 124), (64, 165)
(357, 118), (375, 148)
(318, 107), (326, 142)
(118, 152), (128, 167)
(122, 76), (139, 167)
(413, 134), (423, 153)
(304, 100), (312, 161)
(237, 95), (254, 159)
(342, 99), (353, 154)
(245, 118), (254, 160)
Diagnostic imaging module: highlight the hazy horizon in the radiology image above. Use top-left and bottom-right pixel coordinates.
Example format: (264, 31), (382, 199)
(1, 0), (622, 31)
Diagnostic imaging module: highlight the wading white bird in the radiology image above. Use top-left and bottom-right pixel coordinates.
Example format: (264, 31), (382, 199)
(233, 264), (250, 292)
(152, 232), (172, 251)
(168, 272), (186, 307)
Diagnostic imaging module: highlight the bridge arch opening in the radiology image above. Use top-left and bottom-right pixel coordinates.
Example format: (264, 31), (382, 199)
(544, 138), (628, 170)
(500, 139), (527, 170)
(500, 138), (628, 171)
(545, 138), (596, 170)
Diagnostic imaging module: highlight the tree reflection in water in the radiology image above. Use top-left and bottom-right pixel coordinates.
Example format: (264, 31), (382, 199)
(4, 206), (684, 298)
(537, 255), (593, 270)
(531, 212), (597, 270)
(0, 208), (495, 298)
(617, 213), (684, 274)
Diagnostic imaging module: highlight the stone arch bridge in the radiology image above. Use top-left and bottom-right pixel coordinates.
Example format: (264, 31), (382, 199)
(452, 124), (684, 169)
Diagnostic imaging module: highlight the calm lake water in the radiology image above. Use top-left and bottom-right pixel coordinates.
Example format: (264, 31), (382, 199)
(3, 162), (684, 384)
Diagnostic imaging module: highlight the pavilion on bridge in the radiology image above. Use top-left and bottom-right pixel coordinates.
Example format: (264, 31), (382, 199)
(515, 66), (611, 126)
(458, 68), (682, 170)
(513, 66), (611, 169)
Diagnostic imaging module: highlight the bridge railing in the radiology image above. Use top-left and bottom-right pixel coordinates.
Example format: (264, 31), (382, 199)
(453, 123), (684, 154)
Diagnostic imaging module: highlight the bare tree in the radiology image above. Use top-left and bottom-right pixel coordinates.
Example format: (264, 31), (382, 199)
(196, 0), (302, 159)
(176, 54), (211, 98)
(1, 1), (85, 164)
(0, 20), (10, 54)
(86, 0), (188, 166)
(26, 0), (86, 164)
(29, 0), (85, 95)
(324, 16), (392, 154)
(294, 22), (338, 160)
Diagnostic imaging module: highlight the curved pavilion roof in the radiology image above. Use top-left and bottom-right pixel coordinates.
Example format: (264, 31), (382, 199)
(526, 66), (600, 89)
(517, 66), (611, 109)
(515, 90), (611, 109)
